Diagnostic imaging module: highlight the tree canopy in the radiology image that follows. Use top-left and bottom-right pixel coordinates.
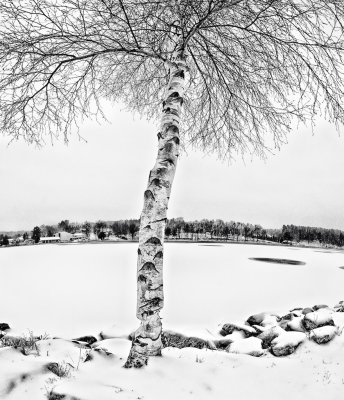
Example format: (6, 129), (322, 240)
(1, 1), (344, 158)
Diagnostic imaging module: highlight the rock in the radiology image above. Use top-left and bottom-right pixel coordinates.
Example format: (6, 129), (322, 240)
(251, 325), (265, 334)
(228, 337), (264, 357)
(302, 307), (314, 315)
(246, 312), (266, 326)
(246, 313), (279, 327)
(313, 304), (329, 311)
(258, 326), (285, 349)
(270, 332), (306, 357)
(302, 309), (334, 331)
(0, 323), (10, 331)
(219, 323), (257, 337)
(213, 338), (233, 350)
(334, 304), (344, 312)
(279, 313), (293, 321)
(310, 326), (337, 344)
(290, 307), (303, 313)
(287, 317), (305, 332)
(72, 335), (97, 345)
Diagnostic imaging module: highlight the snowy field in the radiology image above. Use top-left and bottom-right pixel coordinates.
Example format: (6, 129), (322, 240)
(1, 242), (344, 400)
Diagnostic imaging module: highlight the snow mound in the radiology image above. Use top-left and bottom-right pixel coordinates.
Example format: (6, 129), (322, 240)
(228, 337), (264, 357)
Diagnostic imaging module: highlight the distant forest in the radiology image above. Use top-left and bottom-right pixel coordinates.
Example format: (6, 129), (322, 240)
(2, 218), (344, 248)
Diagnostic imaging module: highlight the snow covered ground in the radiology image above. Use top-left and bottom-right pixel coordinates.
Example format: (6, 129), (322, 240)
(0, 242), (344, 399)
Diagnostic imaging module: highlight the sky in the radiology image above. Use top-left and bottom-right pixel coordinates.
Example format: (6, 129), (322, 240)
(1, 103), (344, 232)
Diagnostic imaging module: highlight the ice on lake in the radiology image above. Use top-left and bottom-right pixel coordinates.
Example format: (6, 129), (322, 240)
(0, 242), (343, 338)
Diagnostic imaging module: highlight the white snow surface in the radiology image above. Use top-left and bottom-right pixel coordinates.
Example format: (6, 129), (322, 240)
(1, 242), (344, 399)
(1, 242), (344, 338)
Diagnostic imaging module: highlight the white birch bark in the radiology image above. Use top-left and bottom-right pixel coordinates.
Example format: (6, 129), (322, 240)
(125, 44), (187, 368)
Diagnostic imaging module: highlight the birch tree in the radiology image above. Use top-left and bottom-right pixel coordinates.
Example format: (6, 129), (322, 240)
(1, 0), (344, 367)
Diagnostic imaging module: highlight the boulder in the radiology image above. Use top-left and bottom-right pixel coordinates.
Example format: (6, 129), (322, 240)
(219, 322), (257, 337)
(313, 304), (329, 311)
(227, 337), (264, 357)
(0, 323), (10, 331)
(302, 309), (334, 331)
(246, 312), (266, 326)
(72, 335), (97, 345)
(258, 326), (285, 349)
(302, 307), (314, 315)
(287, 317), (305, 332)
(310, 326), (337, 344)
(270, 332), (306, 356)
(213, 338), (233, 350)
(246, 313), (279, 327)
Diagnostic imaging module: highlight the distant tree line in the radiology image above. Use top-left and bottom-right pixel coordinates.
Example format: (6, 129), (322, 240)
(2, 219), (344, 248)
(278, 224), (344, 247)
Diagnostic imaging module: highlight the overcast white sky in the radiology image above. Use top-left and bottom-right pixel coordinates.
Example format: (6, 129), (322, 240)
(1, 103), (344, 232)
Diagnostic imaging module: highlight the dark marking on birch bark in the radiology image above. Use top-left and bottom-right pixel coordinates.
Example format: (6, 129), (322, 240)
(150, 178), (161, 187)
(154, 218), (167, 223)
(138, 274), (147, 283)
(145, 237), (162, 246)
(144, 190), (155, 201)
(169, 136), (180, 145)
(138, 248), (141, 255)
(140, 262), (159, 274)
(161, 158), (174, 166)
(173, 70), (185, 79)
(140, 297), (163, 311)
(168, 92), (180, 99)
(157, 132), (162, 140)
(156, 168), (168, 177)
(164, 142), (173, 153)
(154, 251), (163, 259)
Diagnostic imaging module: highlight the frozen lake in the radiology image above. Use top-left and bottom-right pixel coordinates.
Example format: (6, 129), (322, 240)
(1, 242), (344, 338)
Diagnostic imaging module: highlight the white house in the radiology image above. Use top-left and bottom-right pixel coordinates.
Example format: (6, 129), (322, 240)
(55, 231), (73, 242)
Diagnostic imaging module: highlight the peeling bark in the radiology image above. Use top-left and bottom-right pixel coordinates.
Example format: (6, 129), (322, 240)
(125, 44), (187, 368)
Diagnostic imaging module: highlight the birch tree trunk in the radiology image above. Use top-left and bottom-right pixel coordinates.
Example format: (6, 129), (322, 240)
(125, 44), (187, 368)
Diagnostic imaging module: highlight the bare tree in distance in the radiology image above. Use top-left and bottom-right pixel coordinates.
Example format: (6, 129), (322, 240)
(1, 0), (344, 367)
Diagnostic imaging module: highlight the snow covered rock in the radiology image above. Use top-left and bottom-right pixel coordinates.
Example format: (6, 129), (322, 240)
(213, 338), (233, 350)
(246, 312), (279, 327)
(219, 322), (257, 337)
(302, 307), (314, 315)
(309, 326), (338, 344)
(334, 301), (344, 312)
(270, 332), (306, 356)
(287, 317), (305, 332)
(258, 326), (285, 349)
(313, 304), (329, 311)
(72, 335), (97, 345)
(227, 337), (264, 357)
(302, 309), (334, 331)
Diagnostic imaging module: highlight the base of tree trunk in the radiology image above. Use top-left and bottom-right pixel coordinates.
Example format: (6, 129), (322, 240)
(123, 338), (149, 368)
(124, 314), (163, 368)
